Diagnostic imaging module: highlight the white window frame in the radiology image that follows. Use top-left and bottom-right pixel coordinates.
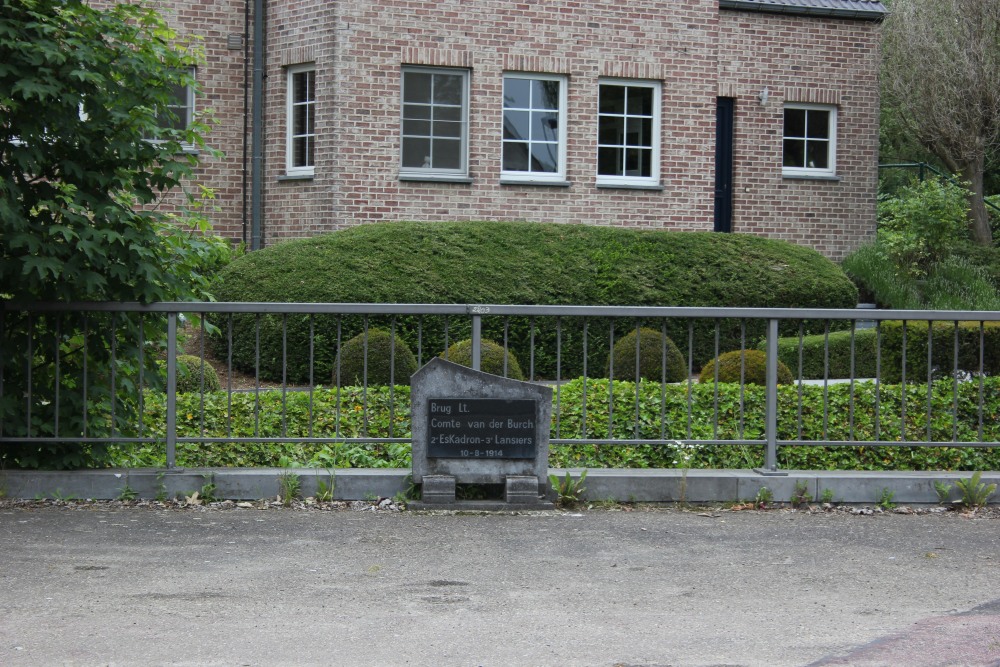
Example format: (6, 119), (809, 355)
(782, 103), (837, 179)
(286, 63), (316, 177)
(147, 67), (196, 150)
(595, 78), (661, 188)
(500, 72), (568, 184)
(400, 66), (470, 178)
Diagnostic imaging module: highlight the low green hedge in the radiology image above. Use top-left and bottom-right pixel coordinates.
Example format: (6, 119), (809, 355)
(112, 376), (1000, 471)
(211, 222), (858, 382)
(765, 328), (880, 380)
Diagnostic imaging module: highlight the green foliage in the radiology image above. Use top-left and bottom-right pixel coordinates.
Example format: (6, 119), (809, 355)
(549, 470), (587, 507)
(698, 350), (793, 386)
(212, 222), (858, 382)
(953, 471), (996, 509)
(0, 0), (227, 469)
(767, 328), (879, 380)
(790, 480), (811, 508)
(819, 488), (835, 504)
(842, 243), (923, 309)
(277, 472), (301, 506)
(334, 328), (418, 387)
(876, 487), (896, 510)
(877, 178), (970, 278)
(117, 484), (138, 501)
(609, 327), (687, 383)
(933, 480), (953, 504)
(315, 471), (335, 502)
(175, 355), (221, 393)
(755, 487), (774, 507)
(440, 338), (524, 380)
(878, 320), (1000, 383)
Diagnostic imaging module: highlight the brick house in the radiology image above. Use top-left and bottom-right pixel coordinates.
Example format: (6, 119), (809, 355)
(141, 0), (886, 260)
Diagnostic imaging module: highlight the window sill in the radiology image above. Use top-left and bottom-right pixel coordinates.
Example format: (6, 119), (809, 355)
(500, 178), (572, 187)
(277, 173), (315, 182)
(399, 173), (473, 184)
(596, 182), (664, 191)
(782, 172), (841, 182)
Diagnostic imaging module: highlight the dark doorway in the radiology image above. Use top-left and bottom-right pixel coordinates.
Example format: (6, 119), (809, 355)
(714, 97), (735, 233)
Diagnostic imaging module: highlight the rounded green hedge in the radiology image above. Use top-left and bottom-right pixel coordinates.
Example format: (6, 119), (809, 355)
(698, 349), (793, 385)
(440, 338), (525, 380)
(175, 354), (221, 393)
(334, 328), (418, 387)
(213, 222), (858, 382)
(609, 327), (687, 382)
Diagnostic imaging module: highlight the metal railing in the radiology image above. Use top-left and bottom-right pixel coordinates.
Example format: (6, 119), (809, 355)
(879, 161), (1000, 216)
(1, 301), (998, 472)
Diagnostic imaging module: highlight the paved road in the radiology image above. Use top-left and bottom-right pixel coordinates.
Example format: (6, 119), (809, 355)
(2, 504), (999, 667)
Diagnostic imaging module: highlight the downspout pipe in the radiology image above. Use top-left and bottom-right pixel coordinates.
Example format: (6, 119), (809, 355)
(250, 0), (265, 250)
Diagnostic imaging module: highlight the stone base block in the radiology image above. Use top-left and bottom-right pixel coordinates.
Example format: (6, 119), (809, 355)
(421, 475), (456, 504)
(505, 476), (541, 504)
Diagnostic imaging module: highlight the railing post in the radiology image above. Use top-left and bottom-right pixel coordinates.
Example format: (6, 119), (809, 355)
(166, 312), (177, 469)
(471, 313), (482, 371)
(760, 317), (783, 475)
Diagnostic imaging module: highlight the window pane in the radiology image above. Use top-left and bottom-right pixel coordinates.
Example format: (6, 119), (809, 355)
(504, 77), (532, 108)
(433, 119), (463, 138)
(627, 87), (653, 116)
(403, 72), (432, 103)
(432, 74), (463, 105)
(532, 111), (559, 141)
(530, 143), (559, 173)
(403, 104), (431, 121)
(625, 147), (651, 177)
(625, 117), (652, 147)
(293, 137), (308, 167)
(503, 142), (530, 171)
(784, 109), (806, 138)
(503, 110), (530, 141)
(433, 138), (462, 169)
(807, 110), (830, 139)
(806, 141), (829, 169)
(598, 146), (623, 176)
(402, 137), (431, 168)
(435, 106), (462, 122)
(783, 139), (805, 168)
(598, 116), (625, 145)
(293, 72), (312, 104)
(293, 104), (310, 135)
(531, 80), (561, 111)
(599, 85), (626, 114)
(402, 118), (431, 136)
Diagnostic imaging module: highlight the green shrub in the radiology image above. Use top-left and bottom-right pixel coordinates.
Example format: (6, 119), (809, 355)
(698, 349), (793, 385)
(175, 355), (221, 393)
(117, 376), (1000, 471)
(609, 327), (687, 382)
(878, 320), (1000, 383)
(335, 328), (418, 387)
(211, 222), (858, 382)
(842, 243), (922, 309)
(766, 329), (879, 380)
(440, 338), (524, 380)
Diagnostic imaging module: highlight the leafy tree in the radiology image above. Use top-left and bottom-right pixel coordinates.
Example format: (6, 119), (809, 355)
(0, 0), (228, 468)
(881, 0), (1000, 245)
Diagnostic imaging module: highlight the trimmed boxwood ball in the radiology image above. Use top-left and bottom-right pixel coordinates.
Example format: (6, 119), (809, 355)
(335, 328), (418, 387)
(440, 339), (525, 380)
(609, 327), (687, 382)
(212, 221), (858, 382)
(698, 350), (793, 386)
(175, 354), (221, 393)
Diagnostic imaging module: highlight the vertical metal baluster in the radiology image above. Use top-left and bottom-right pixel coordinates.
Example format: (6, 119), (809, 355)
(529, 317), (536, 381)
(335, 318), (342, 438)
(281, 314), (288, 438)
(54, 315), (61, 438)
(470, 314), (481, 371)
(874, 321), (882, 442)
(634, 320), (641, 440)
(952, 320), (959, 442)
(254, 314), (261, 438)
(308, 315), (315, 439)
(556, 317), (562, 440)
(764, 318), (779, 472)
(608, 320), (615, 440)
(849, 319), (856, 441)
(503, 317), (510, 377)
(0, 311), (5, 439)
(82, 314), (89, 438)
(26, 315), (33, 437)
(822, 321), (830, 440)
(686, 320), (694, 440)
(166, 312), (177, 468)
(362, 317), (369, 435)
(581, 319), (587, 439)
(111, 312), (117, 438)
(417, 316), (423, 366)
(227, 315), (233, 439)
(797, 322), (804, 441)
(443, 317), (449, 360)
(712, 320), (720, 440)
(926, 320), (934, 443)
(978, 321), (985, 442)
(901, 321), (907, 442)
(199, 314), (206, 437)
(389, 318), (397, 439)
(738, 319), (746, 440)
(660, 320), (667, 441)
(137, 314), (144, 440)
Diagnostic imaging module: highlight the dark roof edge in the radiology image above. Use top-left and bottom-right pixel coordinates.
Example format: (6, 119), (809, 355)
(719, 0), (887, 22)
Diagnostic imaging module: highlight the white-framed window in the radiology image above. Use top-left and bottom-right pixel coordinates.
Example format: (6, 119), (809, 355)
(400, 66), (469, 176)
(155, 72), (195, 133)
(501, 73), (567, 183)
(783, 104), (837, 178)
(596, 79), (661, 187)
(286, 64), (316, 176)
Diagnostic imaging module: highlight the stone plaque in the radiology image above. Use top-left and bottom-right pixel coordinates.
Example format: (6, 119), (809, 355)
(410, 358), (552, 486)
(427, 398), (537, 459)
